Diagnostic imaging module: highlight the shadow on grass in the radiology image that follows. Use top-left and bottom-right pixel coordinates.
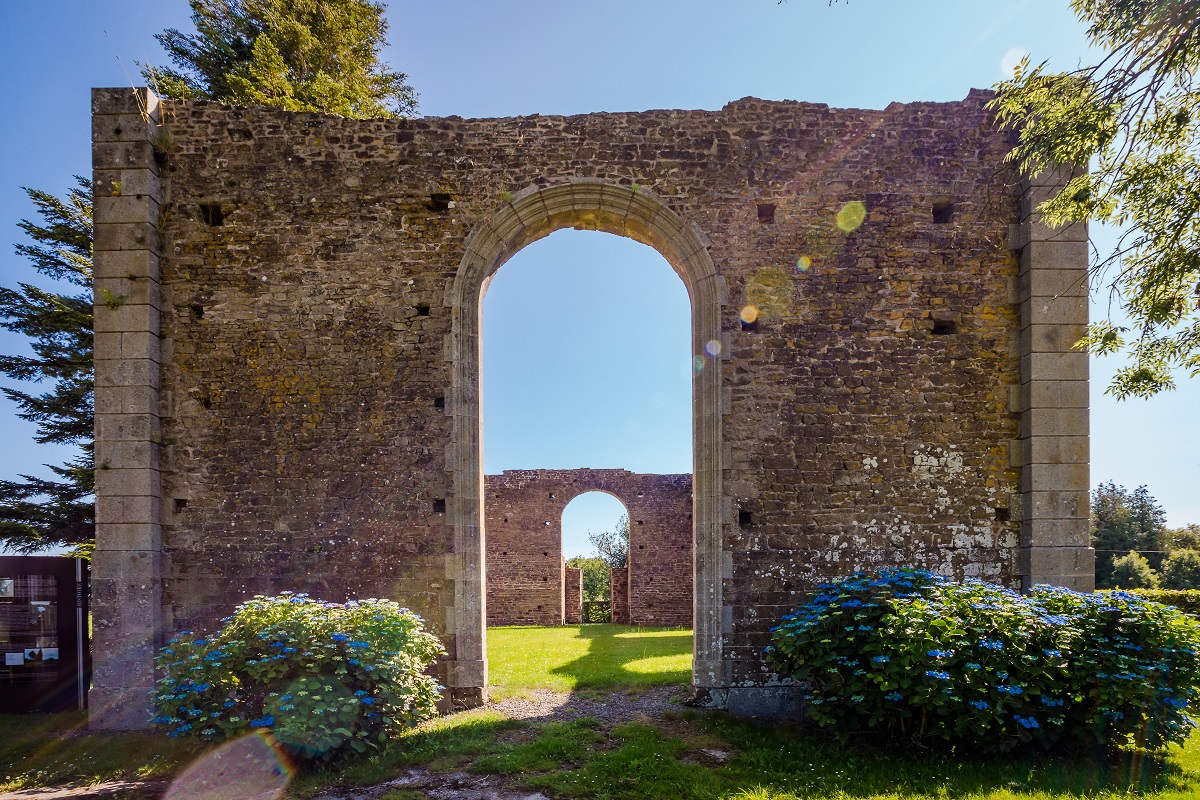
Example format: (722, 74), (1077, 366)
(0, 711), (202, 792)
(546, 624), (692, 691)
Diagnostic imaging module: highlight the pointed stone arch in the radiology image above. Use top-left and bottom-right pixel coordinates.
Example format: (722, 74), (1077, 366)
(445, 179), (726, 703)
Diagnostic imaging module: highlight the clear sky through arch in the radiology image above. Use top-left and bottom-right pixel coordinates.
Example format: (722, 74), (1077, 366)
(561, 492), (629, 560)
(482, 230), (692, 543)
(0, 0), (1196, 546)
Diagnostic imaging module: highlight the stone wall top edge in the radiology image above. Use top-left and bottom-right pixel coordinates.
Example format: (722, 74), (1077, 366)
(97, 87), (997, 130)
(487, 468), (692, 482)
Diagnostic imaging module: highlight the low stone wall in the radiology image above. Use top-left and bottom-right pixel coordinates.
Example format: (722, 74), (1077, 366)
(611, 567), (630, 625)
(565, 566), (582, 624)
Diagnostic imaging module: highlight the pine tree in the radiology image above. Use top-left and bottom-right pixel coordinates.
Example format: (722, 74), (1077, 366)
(143, 0), (417, 118)
(3, 2), (416, 552)
(0, 179), (95, 552)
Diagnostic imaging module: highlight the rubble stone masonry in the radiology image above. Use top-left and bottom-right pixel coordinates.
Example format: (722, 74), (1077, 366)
(91, 86), (1091, 727)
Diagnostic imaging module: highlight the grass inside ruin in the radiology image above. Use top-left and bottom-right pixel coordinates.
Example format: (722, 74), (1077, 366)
(486, 624), (693, 694)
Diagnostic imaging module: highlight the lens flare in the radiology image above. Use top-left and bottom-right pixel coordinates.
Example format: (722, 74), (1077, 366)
(836, 201), (867, 233)
(795, 256), (812, 273)
(1001, 47), (1028, 78)
(740, 305), (759, 324)
(744, 266), (793, 320)
(163, 731), (291, 800)
(705, 340), (722, 357)
(692, 355), (706, 373)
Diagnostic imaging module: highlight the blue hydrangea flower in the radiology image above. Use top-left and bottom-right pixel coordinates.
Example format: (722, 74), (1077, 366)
(872, 655), (890, 663)
(926, 670), (951, 680)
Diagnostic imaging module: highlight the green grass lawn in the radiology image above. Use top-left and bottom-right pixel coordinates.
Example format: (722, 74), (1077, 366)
(486, 624), (693, 693)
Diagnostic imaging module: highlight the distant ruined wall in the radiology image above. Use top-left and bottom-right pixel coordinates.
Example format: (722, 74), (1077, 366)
(483, 469), (692, 627)
(91, 86), (1091, 727)
(610, 568), (630, 625)
(564, 566), (582, 625)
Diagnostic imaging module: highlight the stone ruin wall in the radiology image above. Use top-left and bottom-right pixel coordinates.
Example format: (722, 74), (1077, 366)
(564, 567), (582, 624)
(90, 86), (1092, 726)
(483, 469), (693, 627)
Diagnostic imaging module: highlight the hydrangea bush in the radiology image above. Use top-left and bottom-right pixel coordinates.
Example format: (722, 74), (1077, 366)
(767, 569), (1200, 752)
(153, 593), (445, 760)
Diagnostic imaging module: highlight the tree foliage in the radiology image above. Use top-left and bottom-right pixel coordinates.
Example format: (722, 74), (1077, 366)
(0, 179), (95, 552)
(1163, 549), (1200, 590)
(144, 0), (417, 118)
(991, 0), (1200, 398)
(1170, 523), (1200, 551)
(1091, 481), (1169, 586)
(588, 514), (629, 570)
(567, 555), (610, 602)
(1110, 550), (1161, 589)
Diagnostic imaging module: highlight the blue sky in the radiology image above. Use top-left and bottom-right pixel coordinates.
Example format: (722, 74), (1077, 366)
(0, 1), (1196, 559)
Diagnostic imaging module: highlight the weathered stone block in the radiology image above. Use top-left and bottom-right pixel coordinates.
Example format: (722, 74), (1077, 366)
(1027, 436), (1088, 466)
(1023, 489), (1089, 521)
(1020, 240), (1088, 275)
(95, 411), (157, 443)
(1021, 380), (1089, 409)
(1021, 352), (1089, 382)
(1020, 544), (1095, 581)
(1020, 407), (1089, 438)
(94, 195), (161, 226)
(92, 112), (159, 144)
(93, 356), (161, 389)
(1021, 462), (1089, 494)
(92, 141), (159, 173)
(93, 303), (160, 337)
(1020, 295), (1089, 329)
(1021, 517), (1091, 547)
(92, 87), (161, 119)
(93, 222), (162, 255)
(94, 385), (159, 416)
(95, 493), (162, 526)
(95, 466), (161, 499)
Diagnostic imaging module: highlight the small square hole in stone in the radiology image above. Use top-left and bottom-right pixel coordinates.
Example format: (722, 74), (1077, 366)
(932, 318), (958, 335)
(416, 304), (430, 316)
(191, 305), (205, 320)
(741, 317), (759, 333)
(434, 396), (445, 409)
(994, 507), (1011, 522)
(757, 203), (776, 223)
(428, 193), (452, 212)
(433, 498), (446, 513)
(932, 201), (955, 224)
(738, 510), (753, 527)
(173, 498), (188, 513)
(199, 203), (224, 226)
(636, 520), (644, 525)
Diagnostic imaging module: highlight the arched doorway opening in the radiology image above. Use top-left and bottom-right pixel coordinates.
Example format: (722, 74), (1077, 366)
(447, 181), (726, 706)
(563, 491), (628, 624)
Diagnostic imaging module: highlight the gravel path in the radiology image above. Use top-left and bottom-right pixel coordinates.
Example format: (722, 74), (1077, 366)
(484, 685), (688, 724)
